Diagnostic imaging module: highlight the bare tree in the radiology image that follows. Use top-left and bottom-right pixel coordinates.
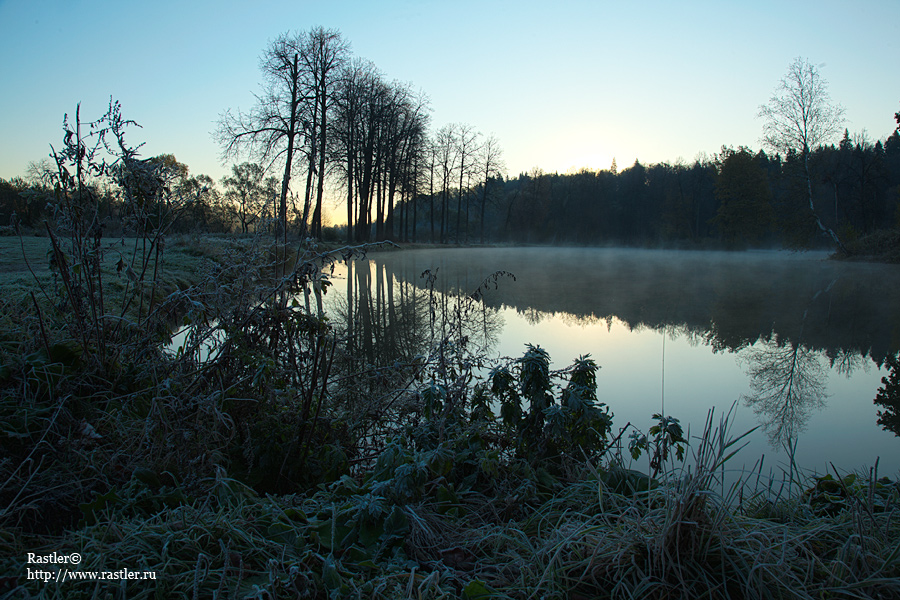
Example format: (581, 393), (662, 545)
(758, 57), (847, 252)
(424, 137), (437, 243)
(741, 340), (827, 447)
(434, 124), (458, 243)
(454, 123), (480, 244)
(216, 32), (310, 244)
(477, 134), (505, 243)
(332, 58), (374, 243)
(302, 27), (349, 240)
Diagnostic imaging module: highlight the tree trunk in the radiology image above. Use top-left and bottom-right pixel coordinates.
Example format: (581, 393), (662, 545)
(804, 151), (848, 254)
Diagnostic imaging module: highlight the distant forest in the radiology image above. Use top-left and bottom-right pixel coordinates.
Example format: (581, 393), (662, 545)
(402, 133), (900, 248)
(1, 26), (898, 250)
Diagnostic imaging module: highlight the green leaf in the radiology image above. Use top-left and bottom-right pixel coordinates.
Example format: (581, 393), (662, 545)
(383, 505), (408, 538)
(322, 556), (341, 591)
(462, 579), (495, 599)
(78, 489), (121, 526)
(132, 467), (161, 488)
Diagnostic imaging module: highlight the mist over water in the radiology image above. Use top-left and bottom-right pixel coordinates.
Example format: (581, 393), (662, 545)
(327, 247), (900, 480)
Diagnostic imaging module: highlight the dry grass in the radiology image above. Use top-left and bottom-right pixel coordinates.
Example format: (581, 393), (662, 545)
(2, 411), (898, 599)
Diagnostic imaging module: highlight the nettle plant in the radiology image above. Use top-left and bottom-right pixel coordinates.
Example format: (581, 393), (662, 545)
(408, 340), (614, 487)
(628, 413), (687, 478)
(491, 345), (613, 465)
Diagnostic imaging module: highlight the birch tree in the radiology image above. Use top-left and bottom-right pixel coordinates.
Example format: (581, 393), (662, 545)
(758, 57), (847, 252)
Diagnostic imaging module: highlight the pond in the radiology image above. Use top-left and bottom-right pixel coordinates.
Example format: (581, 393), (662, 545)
(325, 246), (900, 482)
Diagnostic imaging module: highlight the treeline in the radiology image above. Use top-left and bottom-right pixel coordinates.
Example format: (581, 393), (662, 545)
(0, 155), (257, 236)
(401, 131), (900, 248)
(214, 27), (503, 246)
(6, 130), (897, 249)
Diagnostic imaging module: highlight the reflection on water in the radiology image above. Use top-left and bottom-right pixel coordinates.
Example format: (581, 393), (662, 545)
(739, 341), (827, 446)
(325, 247), (900, 476)
(874, 355), (900, 437)
(325, 259), (505, 397)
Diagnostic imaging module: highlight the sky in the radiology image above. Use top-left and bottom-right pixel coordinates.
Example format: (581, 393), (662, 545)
(1, 0), (898, 191)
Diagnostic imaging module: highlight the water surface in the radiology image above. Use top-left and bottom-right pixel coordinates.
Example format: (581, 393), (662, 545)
(327, 247), (900, 480)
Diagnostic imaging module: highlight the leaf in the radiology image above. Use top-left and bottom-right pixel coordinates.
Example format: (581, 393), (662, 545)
(383, 505), (408, 538)
(462, 579), (495, 599)
(322, 556), (341, 591)
(78, 489), (121, 526)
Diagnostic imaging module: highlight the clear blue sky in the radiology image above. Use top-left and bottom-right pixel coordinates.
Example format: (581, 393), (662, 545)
(1, 0), (898, 187)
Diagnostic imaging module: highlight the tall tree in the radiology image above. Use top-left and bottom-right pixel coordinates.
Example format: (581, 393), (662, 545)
(712, 147), (774, 244)
(434, 124), (458, 243)
(216, 32), (311, 244)
(302, 27), (349, 240)
(758, 57), (847, 252)
(476, 134), (504, 244)
(332, 58), (375, 243)
(453, 123), (480, 244)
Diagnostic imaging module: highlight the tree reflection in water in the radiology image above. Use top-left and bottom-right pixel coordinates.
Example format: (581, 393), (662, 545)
(325, 259), (506, 422)
(740, 339), (828, 447)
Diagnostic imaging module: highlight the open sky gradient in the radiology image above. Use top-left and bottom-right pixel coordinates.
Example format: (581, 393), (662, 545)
(1, 0), (898, 190)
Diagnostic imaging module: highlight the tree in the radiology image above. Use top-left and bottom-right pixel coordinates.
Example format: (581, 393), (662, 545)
(332, 58), (372, 243)
(301, 27), (349, 240)
(222, 162), (276, 233)
(477, 134), (504, 243)
(874, 353), (900, 437)
(434, 124), (459, 243)
(758, 57), (847, 252)
(712, 147), (774, 244)
(216, 32), (311, 243)
(453, 123), (480, 243)
(741, 340), (827, 447)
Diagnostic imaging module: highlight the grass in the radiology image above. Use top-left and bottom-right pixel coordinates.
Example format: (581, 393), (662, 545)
(0, 233), (258, 300)
(2, 415), (898, 599)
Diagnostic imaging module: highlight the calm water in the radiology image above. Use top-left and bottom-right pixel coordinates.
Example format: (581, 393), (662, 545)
(326, 247), (900, 480)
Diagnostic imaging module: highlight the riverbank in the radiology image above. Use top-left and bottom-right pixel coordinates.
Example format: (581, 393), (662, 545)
(2, 232), (899, 598)
(833, 228), (900, 264)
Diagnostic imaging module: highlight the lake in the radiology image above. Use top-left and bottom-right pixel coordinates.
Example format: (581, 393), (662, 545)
(325, 246), (900, 482)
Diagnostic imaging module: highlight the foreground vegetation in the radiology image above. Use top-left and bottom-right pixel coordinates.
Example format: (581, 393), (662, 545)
(2, 102), (899, 600)
(3, 240), (900, 600)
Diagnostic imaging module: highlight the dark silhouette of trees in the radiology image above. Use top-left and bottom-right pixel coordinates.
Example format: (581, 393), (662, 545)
(221, 162), (277, 233)
(434, 124), (458, 244)
(874, 353), (900, 437)
(302, 27), (349, 240)
(216, 31), (310, 243)
(476, 134), (505, 244)
(16, 37), (900, 250)
(453, 123), (480, 244)
(330, 59), (429, 243)
(712, 147), (774, 244)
